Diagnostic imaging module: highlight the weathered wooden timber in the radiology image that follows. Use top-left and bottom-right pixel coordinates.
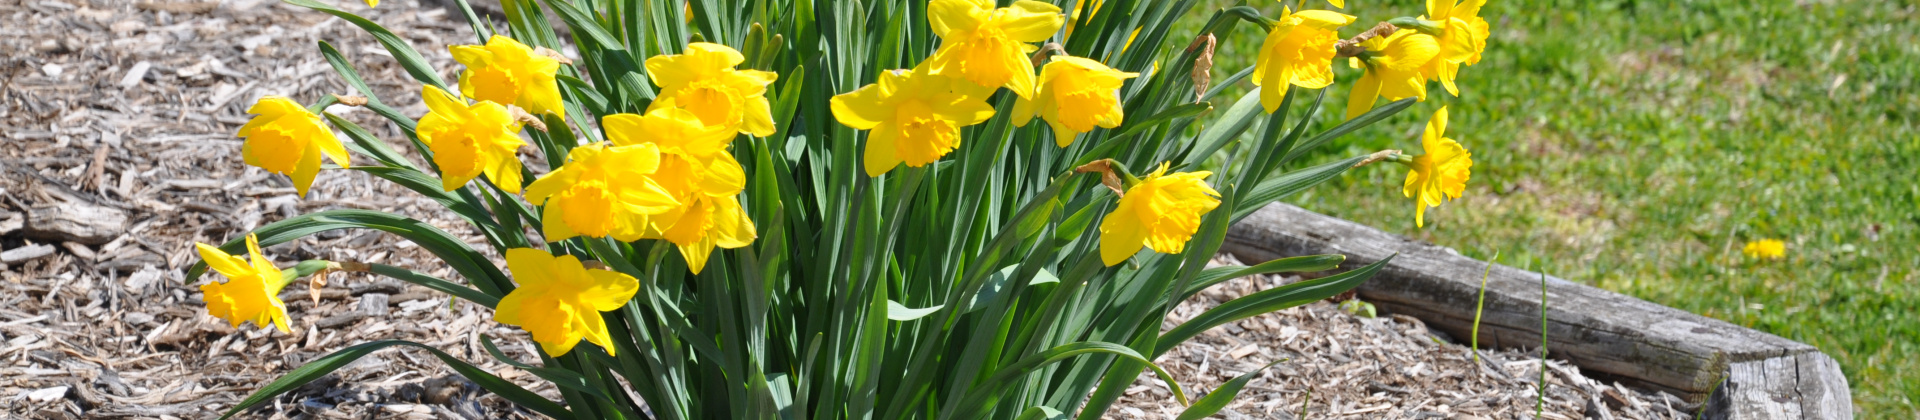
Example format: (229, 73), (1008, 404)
(1223, 203), (1853, 419)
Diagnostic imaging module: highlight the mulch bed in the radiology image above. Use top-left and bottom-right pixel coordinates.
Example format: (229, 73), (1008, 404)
(1116, 254), (1694, 419)
(2, 0), (1693, 419)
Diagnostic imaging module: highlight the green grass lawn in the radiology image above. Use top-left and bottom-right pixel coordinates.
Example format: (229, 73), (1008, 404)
(1177, 0), (1918, 415)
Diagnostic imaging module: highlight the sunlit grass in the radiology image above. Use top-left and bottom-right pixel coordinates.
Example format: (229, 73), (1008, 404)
(1182, 0), (1918, 415)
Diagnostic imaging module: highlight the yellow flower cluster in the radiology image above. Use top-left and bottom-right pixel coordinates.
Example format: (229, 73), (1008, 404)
(1242, 0), (1489, 226)
(529, 43), (765, 274)
(212, 0), (1499, 358)
(832, 0), (1145, 174)
(223, 37), (773, 356)
(1345, 0), (1490, 120)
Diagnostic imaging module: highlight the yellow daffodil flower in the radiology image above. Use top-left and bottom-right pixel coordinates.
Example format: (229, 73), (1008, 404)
(604, 100), (748, 200)
(605, 98), (738, 161)
(1421, 0), (1491, 96)
(1329, 0), (1345, 8)
(1743, 239), (1787, 260)
(364, 0), (377, 7)
(927, 0), (1064, 98)
(238, 96), (349, 197)
(602, 102), (757, 273)
(524, 143), (680, 242)
(653, 195), (757, 274)
(644, 43), (780, 137)
(830, 65), (996, 176)
(452, 35), (565, 121)
(195, 233), (293, 333)
(1011, 56), (1137, 147)
(1252, 7), (1355, 113)
(1344, 29), (1440, 120)
(1403, 107), (1472, 227)
(1099, 163), (1222, 266)
(495, 248), (639, 357)
(417, 85), (528, 193)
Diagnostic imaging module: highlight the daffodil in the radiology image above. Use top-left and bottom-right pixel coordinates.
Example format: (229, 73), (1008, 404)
(1743, 239), (1787, 260)
(1099, 163), (1222, 266)
(830, 65), (997, 176)
(417, 85), (527, 193)
(601, 103), (757, 273)
(927, 0), (1064, 97)
(495, 248), (639, 357)
(1329, 0), (1345, 8)
(605, 99), (738, 161)
(524, 143), (680, 242)
(1011, 56), (1137, 147)
(651, 195), (756, 274)
(195, 233), (293, 333)
(1344, 29), (1440, 120)
(644, 43), (780, 137)
(603, 101), (748, 200)
(1421, 0), (1491, 96)
(1403, 107), (1472, 227)
(1252, 7), (1355, 113)
(363, 0), (377, 7)
(238, 96), (350, 197)
(451, 35), (565, 121)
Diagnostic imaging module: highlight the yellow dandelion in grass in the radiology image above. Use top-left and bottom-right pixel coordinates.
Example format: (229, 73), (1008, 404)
(1011, 56), (1138, 147)
(830, 65), (996, 176)
(1743, 239), (1787, 260)
(416, 85), (527, 193)
(237, 96), (350, 197)
(1099, 163), (1222, 266)
(926, 0), (1064, 98)
(1403, 107), (1472, 228)
(495, 249), (640, 357)
(195, 233), (293, 333)
(451, 35), (565, 121)
(1252, 7), (1355, 113)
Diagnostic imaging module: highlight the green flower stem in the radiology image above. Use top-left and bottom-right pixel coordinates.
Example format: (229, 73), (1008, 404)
(277, 260), (335, 289)
(1387, 17), (1445, 35)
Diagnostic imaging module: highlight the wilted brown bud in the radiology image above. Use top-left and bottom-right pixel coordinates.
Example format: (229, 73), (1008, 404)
(509, 105), (550, 132)
(1189, 34), (1216, 103)
(535, 47), (575, 65)
(333, 94), (370, 107)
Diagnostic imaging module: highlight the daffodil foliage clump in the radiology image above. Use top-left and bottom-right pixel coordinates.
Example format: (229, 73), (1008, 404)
(193, 0), (1488, 418)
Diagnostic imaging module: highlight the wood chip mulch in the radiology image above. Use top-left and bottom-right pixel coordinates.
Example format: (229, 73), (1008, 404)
(3, 0), (1696, 419)
(1119, 254), (1697, 419)
(4, 0), (550, 418)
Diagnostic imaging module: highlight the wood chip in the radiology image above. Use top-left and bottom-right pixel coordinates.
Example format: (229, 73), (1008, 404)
(1, 243), (57, 264)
